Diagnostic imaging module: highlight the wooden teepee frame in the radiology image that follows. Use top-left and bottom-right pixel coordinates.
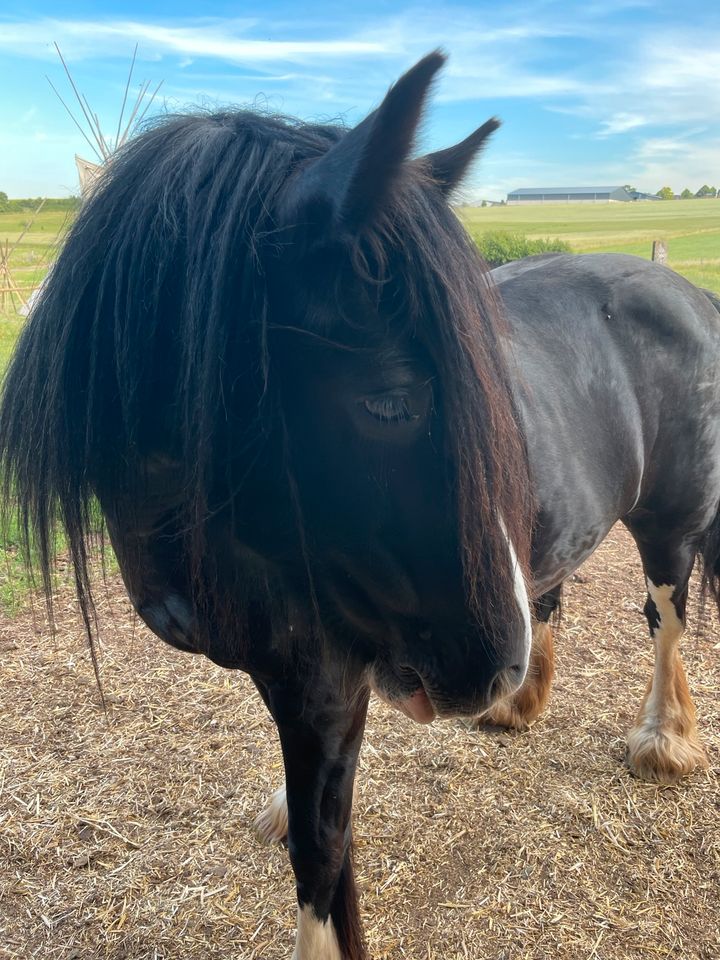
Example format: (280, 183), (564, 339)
(48, 43), (163, 196)
(0, 199), (47, 313)
(0, 240), (27, 313)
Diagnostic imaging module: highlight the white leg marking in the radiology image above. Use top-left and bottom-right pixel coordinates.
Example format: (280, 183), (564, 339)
(642, 580), (683, 724)
(501, 521), (532, 679)
(627, 578), (707, 781)
(293, 904), (342, 960)
(253, 785), (288, 844)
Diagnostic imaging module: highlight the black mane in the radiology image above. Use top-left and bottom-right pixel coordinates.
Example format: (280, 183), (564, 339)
(0, 105), (532, 658)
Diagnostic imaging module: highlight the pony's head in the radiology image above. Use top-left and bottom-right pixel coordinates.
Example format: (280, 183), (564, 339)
(0, 52), (533, 721)
(241, 53), (534, 718)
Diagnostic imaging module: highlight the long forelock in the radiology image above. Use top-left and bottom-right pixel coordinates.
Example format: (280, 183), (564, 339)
(348, 175), (534, 642)
(0, 109), (347, 656)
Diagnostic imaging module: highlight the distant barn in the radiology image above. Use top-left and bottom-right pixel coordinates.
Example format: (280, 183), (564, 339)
(507, 186), (636, 204)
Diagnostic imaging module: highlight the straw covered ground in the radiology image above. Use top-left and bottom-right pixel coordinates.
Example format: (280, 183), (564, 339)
(1, 525), (718, 960)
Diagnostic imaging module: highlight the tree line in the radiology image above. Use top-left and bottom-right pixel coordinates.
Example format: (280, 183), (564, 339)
(0, 193), (81, 213)
(656, 185), (718, 200)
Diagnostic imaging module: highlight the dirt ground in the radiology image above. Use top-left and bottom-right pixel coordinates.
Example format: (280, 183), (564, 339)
(1, 525), (718, 960)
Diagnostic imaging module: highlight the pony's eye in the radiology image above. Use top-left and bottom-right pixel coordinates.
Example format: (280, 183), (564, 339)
(363, 394), (418, 424)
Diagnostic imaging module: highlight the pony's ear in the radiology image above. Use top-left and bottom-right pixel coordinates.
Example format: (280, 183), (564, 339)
(284, 51), (446, 235)
(420, 117), (500, 196)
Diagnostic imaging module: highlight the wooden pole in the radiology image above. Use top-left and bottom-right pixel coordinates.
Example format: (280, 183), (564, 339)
(0, 238), (30, 312)
(1, 240), (8, 312)
(651, 240), (668, 264)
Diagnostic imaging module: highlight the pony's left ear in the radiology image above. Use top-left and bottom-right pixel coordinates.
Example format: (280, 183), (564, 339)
(417, 117), (500, 196)
(283, 51), (446, 235)
(420, 117), (501, 195)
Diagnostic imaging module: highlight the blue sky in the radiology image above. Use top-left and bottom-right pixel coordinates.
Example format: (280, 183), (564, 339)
(1, 1), (719, 200)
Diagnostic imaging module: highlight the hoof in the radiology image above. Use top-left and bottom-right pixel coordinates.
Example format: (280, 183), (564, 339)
(253, 785), (288, 844)
(627, 724), (708, 784)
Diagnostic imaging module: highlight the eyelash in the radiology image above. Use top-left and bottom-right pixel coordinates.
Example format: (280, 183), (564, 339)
(363, 394), (418, 424)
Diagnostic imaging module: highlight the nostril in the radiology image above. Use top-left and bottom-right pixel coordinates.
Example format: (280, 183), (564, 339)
(396, 663), (423, 687)
(489, 672), (506, 701)
(488, 664), (525, 703)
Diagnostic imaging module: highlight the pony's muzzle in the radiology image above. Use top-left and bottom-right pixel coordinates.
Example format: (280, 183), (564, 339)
(427, 661), (527, 719)
(389, 659), (527, 724)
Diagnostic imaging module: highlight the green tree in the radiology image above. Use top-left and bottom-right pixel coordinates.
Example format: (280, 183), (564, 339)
(680, 188), (694, 199)
(0, 190), (8, 211)
(696, 184), (717, 197)
(657, 186), (674, 200)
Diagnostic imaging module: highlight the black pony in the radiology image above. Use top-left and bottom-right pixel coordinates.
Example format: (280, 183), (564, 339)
(1, 53), (718, 959)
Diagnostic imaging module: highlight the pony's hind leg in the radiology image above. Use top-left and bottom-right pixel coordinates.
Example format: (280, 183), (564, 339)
(626, 538), (708, 783)
(478, 586), (560, 731)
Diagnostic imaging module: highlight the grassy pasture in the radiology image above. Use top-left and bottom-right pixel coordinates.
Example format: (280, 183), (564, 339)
(458, 197), (720, 293)
(0, 208), (73, 340)
(1, 200), (718, 331)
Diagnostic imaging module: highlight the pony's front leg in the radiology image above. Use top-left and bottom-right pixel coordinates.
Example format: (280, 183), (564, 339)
(261, 670), (370, 960)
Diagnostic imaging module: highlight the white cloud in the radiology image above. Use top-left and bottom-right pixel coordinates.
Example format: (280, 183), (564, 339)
(0, 17), (388, 63)
(584, 32), (720, 134)
(628, 135), (720, 192)
(596, 113), (648, 137)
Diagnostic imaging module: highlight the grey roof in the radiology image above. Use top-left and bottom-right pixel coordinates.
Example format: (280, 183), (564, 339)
(508, 186), (628, 196)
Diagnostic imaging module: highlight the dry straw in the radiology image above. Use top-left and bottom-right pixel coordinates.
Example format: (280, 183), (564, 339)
(1, 525), (718, 959)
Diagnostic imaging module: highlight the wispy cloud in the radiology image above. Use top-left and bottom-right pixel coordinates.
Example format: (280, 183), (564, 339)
(596, 113), (648, 137)
(566, 30), (720, 134)
(0, 17), (388, 63)
(629, 136), (720, 191)
(2, 8), (711, 116)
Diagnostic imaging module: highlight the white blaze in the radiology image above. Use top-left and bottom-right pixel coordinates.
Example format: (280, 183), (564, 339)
(502, 523), (532, 679)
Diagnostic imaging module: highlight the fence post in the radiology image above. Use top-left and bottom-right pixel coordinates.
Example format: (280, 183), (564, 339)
(652, 240), (668, 264)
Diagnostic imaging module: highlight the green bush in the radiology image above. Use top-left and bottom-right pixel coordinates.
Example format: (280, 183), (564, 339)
(472, 230), (572, 267)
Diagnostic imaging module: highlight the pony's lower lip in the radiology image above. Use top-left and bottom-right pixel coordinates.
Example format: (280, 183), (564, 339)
(396, 687), (436, 724)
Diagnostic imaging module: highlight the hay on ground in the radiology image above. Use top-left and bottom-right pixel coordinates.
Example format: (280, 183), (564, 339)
(0, 525), (718, 959)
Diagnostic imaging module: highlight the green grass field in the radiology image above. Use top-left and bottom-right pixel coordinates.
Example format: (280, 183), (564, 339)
(0, 208), (73, 337)
(1, 199), (718, 330)
(458, 197), (720, 292)
(1, 199), (718, 348)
